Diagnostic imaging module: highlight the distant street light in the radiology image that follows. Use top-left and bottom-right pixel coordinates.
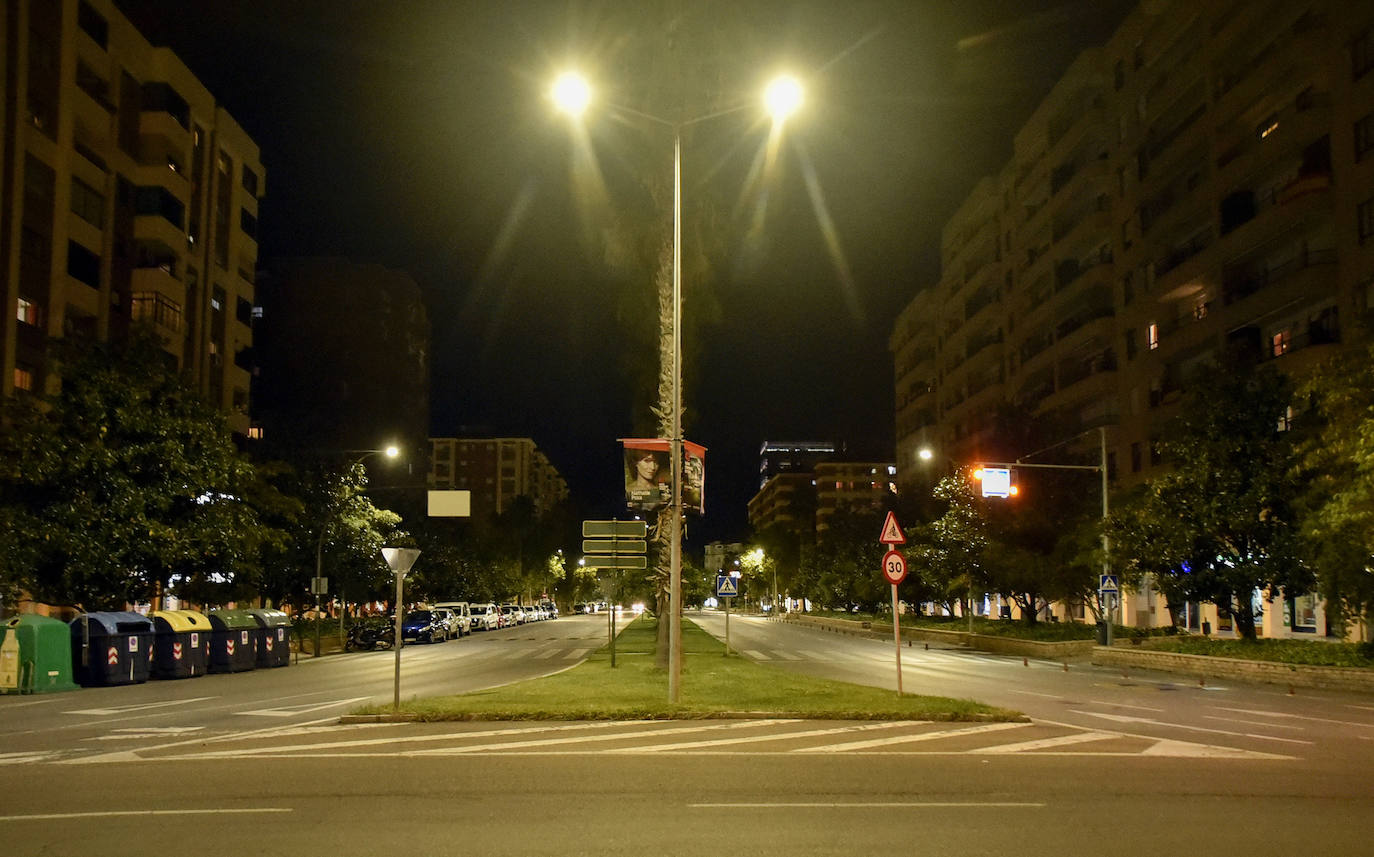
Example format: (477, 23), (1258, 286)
(315, 445), (401, 657)
(553, 70), (803, 702)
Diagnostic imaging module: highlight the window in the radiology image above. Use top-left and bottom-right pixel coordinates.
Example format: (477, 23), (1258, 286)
(1354, 28), (1373, 81)
(139, 82), (189, 129)
(1356, 113), (1374, 163)
(77, 1), (108, 48)
(131, 292), (183, 332)
(1147, 322), (1160, 350)
(67, 241), (101, 287)
(71, 177), (104, 227)
(211, 285), (225, 312)
(1125, 328), (1138, 360)
(1359, 198), (1374, 246)
(236, 296), (253, 326)
(1130, 441), (1142, 473)
(1114, 59), (1125, 91)
(242, 166), (259, 196)
(14, 365), (35, 392)
(1277, 405), (1295, 433)
(134, 185), (185, 229)
(18, 297), (41, 326)
(239, 208), (257, 239)
(1271, 328), (1291, 357)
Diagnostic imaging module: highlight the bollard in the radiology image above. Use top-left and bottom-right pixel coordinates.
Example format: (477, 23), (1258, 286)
(1023, 657), (1028, 667)
(1199, 677), (1206, 688)
(1288, 686), (1295, 696)
(924, 642), (929, 651)
(1062, 663), (1068, 672)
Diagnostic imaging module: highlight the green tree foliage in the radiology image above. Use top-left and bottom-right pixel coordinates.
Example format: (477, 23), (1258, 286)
(1293, 336), (1374, 634)
(925, 475), (990, 617)
(795, 504), (888, 612)
(0, 333), (278, 609)
(1108, 360), (1306, 639)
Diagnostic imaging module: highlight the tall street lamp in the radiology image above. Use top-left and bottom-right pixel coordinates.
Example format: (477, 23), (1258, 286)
(553, 70), (803, 702)
(315, 445), (400, 657)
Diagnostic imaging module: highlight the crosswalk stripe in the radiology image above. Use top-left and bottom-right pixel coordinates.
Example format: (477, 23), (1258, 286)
(616, 721), (905, 753)
(796, 722), (1029, 753)
(743, 649), (768, 659)
(978, 731), (1117, 753)
(413, 720), (802, 755)
(564, 648), (592, 660)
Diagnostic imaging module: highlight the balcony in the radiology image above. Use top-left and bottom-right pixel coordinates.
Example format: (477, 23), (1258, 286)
(1138, 101), (1206, 179)
(131, 265), (184, 302)
(1054, 247), (1112, 291)
(133, 214), (186, 254)
(1222, 248), (1336, 306)
(1055, 304), (1114, 342)
(1153, 230), (1210, 280)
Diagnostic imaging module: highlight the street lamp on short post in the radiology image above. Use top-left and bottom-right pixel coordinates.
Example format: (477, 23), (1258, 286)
(314, 445), (400, 658)
(552, 70), (803, 702)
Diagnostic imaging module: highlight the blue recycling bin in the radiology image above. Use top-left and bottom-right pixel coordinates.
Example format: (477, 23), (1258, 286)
(70, 612), (154, 686)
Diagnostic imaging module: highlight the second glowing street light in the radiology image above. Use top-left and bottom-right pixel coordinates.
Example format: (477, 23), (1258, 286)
(553, 71), (802, 702)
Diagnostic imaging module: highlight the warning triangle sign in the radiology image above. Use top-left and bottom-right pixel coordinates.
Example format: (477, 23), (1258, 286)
(716, 576), (738, 596)
(879, 511), (906, 545)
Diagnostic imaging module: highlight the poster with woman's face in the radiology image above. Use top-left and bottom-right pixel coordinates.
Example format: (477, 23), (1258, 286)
(625, 448), (670, 510)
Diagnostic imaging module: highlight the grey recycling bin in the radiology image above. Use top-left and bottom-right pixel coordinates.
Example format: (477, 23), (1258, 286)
(248, 609), (291, 667)
(70, 611), (154, 686)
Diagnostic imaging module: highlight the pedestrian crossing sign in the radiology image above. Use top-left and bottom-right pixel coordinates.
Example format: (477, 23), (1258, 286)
(715, 575), (738, 597)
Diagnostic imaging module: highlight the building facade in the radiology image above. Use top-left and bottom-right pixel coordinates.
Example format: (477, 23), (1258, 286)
(890, 0), (1374, 638)
(813, 461), (898, 536)
(757, 440), (841, 491)
(1, 0), (263, 435)
(429, 436), (568, 522)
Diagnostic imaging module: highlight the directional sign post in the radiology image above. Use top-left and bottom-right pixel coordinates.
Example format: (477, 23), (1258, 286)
(879, 514), (906, 696)
(582, 521), (649, 666)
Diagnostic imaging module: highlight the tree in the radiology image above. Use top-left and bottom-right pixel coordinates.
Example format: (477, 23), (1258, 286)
(1108, 359), (1307, 640)
(922, 475), (990, 618)
(1293, 335), (1374, 634)
(0, 332), (275, 609)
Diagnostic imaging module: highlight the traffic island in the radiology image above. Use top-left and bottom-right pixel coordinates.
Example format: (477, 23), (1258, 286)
(347, 616), (1023, 723)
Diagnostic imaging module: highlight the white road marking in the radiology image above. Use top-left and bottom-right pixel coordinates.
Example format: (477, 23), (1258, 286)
(65, 698), (216, 716)
(85, 727), (204, 741)
(796, 722), (1029, 753)
(743, 650), (768, 659)
(0, 751), (62, 764)
(1202, 715), (1304, 730)
(1036, 717), (1295, 760)
(616, 721), (906, 753)
(0, 808), (291, 821)
(1346, 704), (1374, 713)
(691, 801), (1044, 809)
(238, 697), (370, 717)
(1008, 690), (1063, 700)
(1210, 706), (1374, 729)
(532, 649), (558, 660)
(1069, 710), (1313, 745)
(563, 648), (592, 660)
(979, 731), (1117, 753)
(1084, 701), (1165, 713)
(771, 650), (802, 660)
(422, 720), (802, 756)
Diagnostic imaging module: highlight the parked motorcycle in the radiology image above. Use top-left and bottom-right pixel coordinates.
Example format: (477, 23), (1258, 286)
(346, 620), (395, 651)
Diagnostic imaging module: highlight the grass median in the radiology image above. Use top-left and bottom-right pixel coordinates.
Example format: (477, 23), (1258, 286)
(354, 615), (1022, 722)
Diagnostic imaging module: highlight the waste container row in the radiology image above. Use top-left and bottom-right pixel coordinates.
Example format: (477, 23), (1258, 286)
(1, 609), (292, 694)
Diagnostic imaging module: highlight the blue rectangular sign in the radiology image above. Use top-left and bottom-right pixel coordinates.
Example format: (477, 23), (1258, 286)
(715, 575), (738, 598)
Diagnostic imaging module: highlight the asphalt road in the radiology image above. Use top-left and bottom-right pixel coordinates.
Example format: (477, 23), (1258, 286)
(2, 611), (1371, 857)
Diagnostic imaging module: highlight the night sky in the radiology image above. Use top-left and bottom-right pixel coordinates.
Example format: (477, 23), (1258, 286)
(115, 0), (1133, 543)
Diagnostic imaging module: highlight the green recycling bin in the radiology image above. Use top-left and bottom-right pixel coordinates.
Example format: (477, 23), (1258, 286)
(208, 609), (258, 673)
(70, 611), (154, 686)
(248, 609), (291, 667)
(1, 615), (80, 694)
(150, 610), (212, 678)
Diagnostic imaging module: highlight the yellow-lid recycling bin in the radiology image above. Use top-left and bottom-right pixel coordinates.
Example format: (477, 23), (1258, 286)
(149, 610), (212, 679)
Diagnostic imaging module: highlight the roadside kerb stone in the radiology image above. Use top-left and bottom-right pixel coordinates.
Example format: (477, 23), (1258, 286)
(1092, 646), (1374, 693)
(783, 614), (1094, 659)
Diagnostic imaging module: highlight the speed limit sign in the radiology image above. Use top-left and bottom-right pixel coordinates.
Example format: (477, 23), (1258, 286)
(881, 549), (907, 585)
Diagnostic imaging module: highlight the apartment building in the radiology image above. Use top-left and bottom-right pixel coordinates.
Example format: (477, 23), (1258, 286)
(429, 437), (568, 522)
(757, 440), (841, 491)
(1, 0), (263, 435)
(890, 0), (1374, 637)
(813, 461), (898, 536)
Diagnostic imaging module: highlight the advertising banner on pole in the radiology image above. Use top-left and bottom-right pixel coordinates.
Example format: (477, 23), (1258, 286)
(620, 438), (706, 514)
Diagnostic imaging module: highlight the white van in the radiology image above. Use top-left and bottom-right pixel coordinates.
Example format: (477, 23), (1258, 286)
(433, 602), (473, 637)
(465, 602), (499, 631)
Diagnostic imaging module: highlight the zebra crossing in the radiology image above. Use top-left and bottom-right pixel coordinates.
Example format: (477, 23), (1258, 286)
(119, 716), (1289, 762)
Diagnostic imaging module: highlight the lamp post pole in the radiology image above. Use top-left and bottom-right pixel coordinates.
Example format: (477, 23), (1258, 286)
(669, 130), (684, 702)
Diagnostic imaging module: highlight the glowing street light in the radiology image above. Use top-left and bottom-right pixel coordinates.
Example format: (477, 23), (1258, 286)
(552, 70), (803, 702)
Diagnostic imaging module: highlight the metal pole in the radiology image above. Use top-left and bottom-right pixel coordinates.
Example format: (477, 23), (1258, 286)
(1101, 426), (1113, 647)
(668, 131), (683, 703)
(313, 592), (321, 658)
(724, 595), (730, 656)
(392, 571), (404, 711)
(892, 583), (903, 696)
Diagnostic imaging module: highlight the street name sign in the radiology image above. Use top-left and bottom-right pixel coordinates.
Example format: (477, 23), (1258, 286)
(583, 539), (647, 554)
(583, 520), (648, 539)
(583, 555), (647, 570)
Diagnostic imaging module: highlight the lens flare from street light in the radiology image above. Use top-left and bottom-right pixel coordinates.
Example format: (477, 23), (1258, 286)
(918, 448), (934, 461)
(384, 445), (399, 458)
(764, 75), (803, 120)
(551, 72), (591, 117)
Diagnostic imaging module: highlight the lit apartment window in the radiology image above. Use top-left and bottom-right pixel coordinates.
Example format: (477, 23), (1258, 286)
(247, 426), (264, 440)
(1256, 115), (1279, 140)
(1147, 322), (1160, 350)
(17, 297), (42, 326)
(1193, 301), (1208, 320)
(14, 366), (34, 391)
(1271, 328), (1291, 358)
(1277, 405), (1295, 433)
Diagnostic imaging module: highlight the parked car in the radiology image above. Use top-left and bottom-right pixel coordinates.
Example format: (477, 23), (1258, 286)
(468, 602), (499, 631)
(573, 602), (588, 614)
(500, 604), (524, 626)
(433, 602), (473, 637)
(401, 610), (447, 644)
